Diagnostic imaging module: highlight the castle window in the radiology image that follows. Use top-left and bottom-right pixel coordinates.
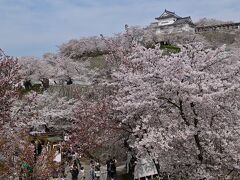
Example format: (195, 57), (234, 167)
(161, 21), (168, 24)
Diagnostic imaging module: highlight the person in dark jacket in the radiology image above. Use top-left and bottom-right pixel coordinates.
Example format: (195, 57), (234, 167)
(70, 165), (79, 180)
(109, 159), (116, 180)
(106, 157), (117, 180)
(106, 156), (112, 179)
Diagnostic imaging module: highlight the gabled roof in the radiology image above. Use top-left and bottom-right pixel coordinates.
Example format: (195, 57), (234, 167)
(155, 9), (181, 20)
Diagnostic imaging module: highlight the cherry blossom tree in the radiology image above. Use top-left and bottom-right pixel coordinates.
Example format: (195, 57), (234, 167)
(18, 56), (43, 81)
(11, 92), (77, 131)
(6, 90), (77, 178)
(0, 50), (76, 177)
(0, 49), (23, 178)
(42, 53), (96, 85)
(109, 43), (240, 179)
(19, 53), (98, 87)
(72, 98), (128, 160)
(127, 25), (159, 48)
(59, 36), (109, 60)
(195, 18), (233, 27)
(5, 137), (59, 179)
(58, 26), (156, 61)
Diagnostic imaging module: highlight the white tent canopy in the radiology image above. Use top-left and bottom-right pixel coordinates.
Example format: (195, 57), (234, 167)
(134, 158), (158, 179)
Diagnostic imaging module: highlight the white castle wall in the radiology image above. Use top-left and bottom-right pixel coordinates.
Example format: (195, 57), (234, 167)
(158, 17), (177, 26)
(156, 24), (195, 35)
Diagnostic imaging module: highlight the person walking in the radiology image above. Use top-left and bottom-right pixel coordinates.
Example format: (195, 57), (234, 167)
(59, 162), (66, 179)
(106, 157), (117, 180)
(74, 153), (82, 170)
(79, 166), (86, 180)
(106, 156), (112, 180)
(70, 164), (79, 180)
(95, 161), (101, 180)
(109, 159), (117, 180)
(89, 160), (95, 180)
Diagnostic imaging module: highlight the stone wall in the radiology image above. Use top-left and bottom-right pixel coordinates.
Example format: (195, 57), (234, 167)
(195, 23), (240, 33)
(156, 24), (195, 35)
(47, 84), (89, 98)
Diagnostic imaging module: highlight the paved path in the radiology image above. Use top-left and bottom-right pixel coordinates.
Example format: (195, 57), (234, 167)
(49, 157), (126, 180)
(64, 163), (126, 180)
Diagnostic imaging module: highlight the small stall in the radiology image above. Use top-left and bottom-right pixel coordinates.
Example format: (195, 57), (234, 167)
(29, 124), (65, 161)
(134, 158), (158, 180)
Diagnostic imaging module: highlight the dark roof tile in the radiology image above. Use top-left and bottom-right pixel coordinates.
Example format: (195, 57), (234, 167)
(155, 9), (180, 20)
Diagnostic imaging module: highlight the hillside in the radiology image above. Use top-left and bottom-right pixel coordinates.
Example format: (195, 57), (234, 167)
(17, 22), (240, 99)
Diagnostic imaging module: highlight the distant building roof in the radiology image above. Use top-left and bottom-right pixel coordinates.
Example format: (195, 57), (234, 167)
(154, 10), (195, 27)
(155, 9), (181, 20)
(173, 16), (195, 26)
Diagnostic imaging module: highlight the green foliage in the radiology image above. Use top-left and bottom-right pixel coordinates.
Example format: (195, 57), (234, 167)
(17, 84), (44, 96)
(31, 84), (43, 93)
(22, 162), (33, 173)
(160, 44), (181, 53)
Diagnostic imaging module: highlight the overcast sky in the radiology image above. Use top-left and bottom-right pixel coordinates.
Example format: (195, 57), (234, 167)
(0, 0), (239, 57)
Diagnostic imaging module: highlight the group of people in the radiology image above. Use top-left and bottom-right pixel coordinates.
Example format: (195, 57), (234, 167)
(53, 148), (118, 180)
(69, 158), (102, 180)
(70, 156), (117, 180)
(89, 160), (101, 180)
(55, 148), (83, 180)
(69, 152), (85, 180)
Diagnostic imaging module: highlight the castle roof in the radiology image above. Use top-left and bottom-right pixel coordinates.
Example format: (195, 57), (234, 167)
(155, 9), (181, 20)
(173, 16), (194, 26)
(155, 10), (195, 27)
